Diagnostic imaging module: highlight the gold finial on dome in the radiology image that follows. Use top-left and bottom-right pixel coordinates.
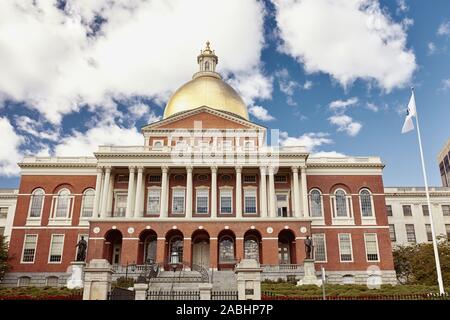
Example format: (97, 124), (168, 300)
(197, 40), (218, 74)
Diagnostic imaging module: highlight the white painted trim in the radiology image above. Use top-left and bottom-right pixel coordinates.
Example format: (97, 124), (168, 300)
(311, 225), (389, 229)
(80, 188), (95, 220)
(146, 188), (161, 215)
(338, 233), (353, 263)
(308, 189), (324, 218)
(26, 189), (45, 225)
(172, 187), (186, 215)
(219, 187), (233, 215)
(359, 188), (375, 219)
(13, 226), (90, 230)
(195, 187), (209, 215)
(243, 187), (258, 215)
(364, 233), (380, 263)
(312, 233), (327, 263)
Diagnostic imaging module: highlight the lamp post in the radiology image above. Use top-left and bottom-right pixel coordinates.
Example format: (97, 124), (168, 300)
(169, 251), (180, 272)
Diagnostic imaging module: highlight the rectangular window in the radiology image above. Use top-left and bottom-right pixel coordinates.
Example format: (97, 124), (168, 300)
(0, 207), (7, 219)
(338, 234), (353, 262)
(386, 205), (393, 216)
(364, 233), (379, 262)
(49, 234), (64, 263)
(442, 205), (450, 217)
(147, 189), (161, 214)
(446, 224), (450, 240)
(244, 189), (257, 214)
(274, 175), (287, 183)
(21, 235), (38, 263)
(422, 205), (429, 216)
(402, 205), (412, 216)
(220, 190), (232, 214)
(312, 234), (326, 262)
(196, 189), (209, 214)
(114, 193), (127, 217)
(0, 227), (4, 236)
(148, 175), (161, 183)
(243, 175), (256, 183)
(425, 224), (433, 242)
(172, 189), (185, 214)
(116, 175), (129, 183)
(406, 224), (416, 243)
(389, 224), (396, 242)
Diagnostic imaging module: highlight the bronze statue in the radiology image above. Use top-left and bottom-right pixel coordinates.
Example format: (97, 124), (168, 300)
(304, 236), (314, 260)
(75, 236), (88, 262)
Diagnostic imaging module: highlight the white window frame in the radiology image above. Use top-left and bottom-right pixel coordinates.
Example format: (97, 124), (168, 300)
(26, 188), (45, 226)
(338, 233), (353, 263)
(331, 189), (354, 225)
(80, 188), (95, 219)
(275, 191), (291, 217)
(17, 276), (31, 287)
(48, 234), (65, 264)
(364, 233), (380, 262)
(359, 188), (376, 225)
(219, 187), (233, 215)
(75, 234), (89, 260)
(243, 187), (258, 214)
(147, 187), (161, 215)
(113, 190), (128, 217)
(389, 224), (396, 242)
(274, 174), (288, 183)
(116, 174), (129, 184)
(243, 175), (257, 184)
(309, 189), (324, 218)
(172, 187), (186, 215)
(49, 188), (74, 226)
(312, 233), (327, 263)
(405, 224), (416, 243)
(21, 234), (38, 264)
(152, 139), (164, 148)
(195, 187), (209, 215)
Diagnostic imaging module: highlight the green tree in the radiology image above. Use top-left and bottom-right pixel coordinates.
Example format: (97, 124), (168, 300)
(0, 235), (10, 282)
(393, 238), (450, 286)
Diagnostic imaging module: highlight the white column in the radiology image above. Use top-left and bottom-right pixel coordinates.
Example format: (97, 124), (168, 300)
(268, 166), (276, 218)
(100, 167), (111, 219)
(186, 166), (193, 218)
(292, 167), (301, 218)
(93, 167), (103, 218)
(161, 166), (168, 217)
(134, 167), (144, 218)
(301, 166), (309, 217)
(211, 166), (217, 218)
(235, 166), (242, 218)
(107, 173), (114, 217)
(259, 167), (267, 217)
(126, 166), (136, 218)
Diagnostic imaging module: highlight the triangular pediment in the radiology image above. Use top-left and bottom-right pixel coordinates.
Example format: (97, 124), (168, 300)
(142, 106), (265, 131)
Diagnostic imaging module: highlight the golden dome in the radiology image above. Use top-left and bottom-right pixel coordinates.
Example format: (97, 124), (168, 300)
(163, 42), (249, 120)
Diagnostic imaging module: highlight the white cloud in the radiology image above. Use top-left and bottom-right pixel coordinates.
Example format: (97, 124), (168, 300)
(129, 103), (150, 119)
(0, 117), (24, 176)
(248, 105), (275, 121)
(227, 70), (273, 107)
(329, 97), (359, 111)
(280, 131), (333, 151)
(328, 114), (362, 136)
(441, 79), (450, 91)
(366, 102), (379, 112)
(15, 115), (60, 141)
(428, 42), (436, 55)
(437, 21), (450, 36)
(54, 122), (144, 157)
(272, 0), (416, 91)
(303, 80), (313, 90)
(396, 0), (409, 14)
(274, 68), (300, 106)
(148, 111), (162, 124)
(0, 0), (267, 124)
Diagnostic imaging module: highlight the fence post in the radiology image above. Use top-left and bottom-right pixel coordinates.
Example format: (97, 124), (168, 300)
(82, 259), (115, 300)
(199, 283), (213, 300)
(235, 259), (263, 300)
(134, 283), (149, 300)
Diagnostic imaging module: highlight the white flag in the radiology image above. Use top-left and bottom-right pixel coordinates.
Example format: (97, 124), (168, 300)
(401, 91), (416, 133)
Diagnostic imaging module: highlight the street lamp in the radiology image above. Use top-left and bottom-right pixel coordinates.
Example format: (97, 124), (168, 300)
(169, 251), (180, 272)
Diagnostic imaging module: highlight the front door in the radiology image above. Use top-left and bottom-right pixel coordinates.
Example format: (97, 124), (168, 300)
(192, 241), (210, 269)
(278, 243), (291, 264)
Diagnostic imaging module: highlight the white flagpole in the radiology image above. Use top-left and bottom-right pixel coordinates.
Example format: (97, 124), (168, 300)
(412, 88), (445, 294)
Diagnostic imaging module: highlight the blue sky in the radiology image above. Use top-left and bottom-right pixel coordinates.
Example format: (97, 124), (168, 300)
(0, 0), (449, 188)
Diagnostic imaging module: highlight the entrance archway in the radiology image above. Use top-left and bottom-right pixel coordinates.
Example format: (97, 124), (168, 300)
(278, 229), (296, 265)
(139, 230), (157, 265)
(165, 229), (184, 270)
(243, 229), (262, 263)
(104, 229), (123, 265)
(217, 229), (236, 270)
(191, 230), (210, 269)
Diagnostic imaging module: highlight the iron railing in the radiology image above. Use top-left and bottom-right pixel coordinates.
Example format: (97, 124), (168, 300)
(147, 290), (200, 300)
(211, 291), (238, 300)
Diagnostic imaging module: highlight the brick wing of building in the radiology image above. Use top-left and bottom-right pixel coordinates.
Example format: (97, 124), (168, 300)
(4, 43), (396, 287)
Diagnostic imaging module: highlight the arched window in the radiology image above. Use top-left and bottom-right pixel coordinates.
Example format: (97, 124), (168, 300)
(309, 189), (323, 217)
(144, 235), (157, 264)
(204, 61), (210, 71)
(335, 189), (348, 217)
(81, 189), (95, 218)
(29, 188), (44, 218)
(219, 236), (235, 263)
(244, 236), (259, 261)
(18, 276), (31, 287)
(55, 188), (70, 218)
(169, 236), (183, 263)
(360, 189), (373, 217)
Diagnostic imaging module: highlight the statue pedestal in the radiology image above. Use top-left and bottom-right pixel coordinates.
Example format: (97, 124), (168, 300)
(66, 261), (86, 289)
(297, 259), (322, 287)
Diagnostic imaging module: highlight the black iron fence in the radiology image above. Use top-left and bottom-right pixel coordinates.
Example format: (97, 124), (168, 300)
(211, 290), (238, 300)
(262, 291), (450, 300)
(147, 290), (200, 300)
